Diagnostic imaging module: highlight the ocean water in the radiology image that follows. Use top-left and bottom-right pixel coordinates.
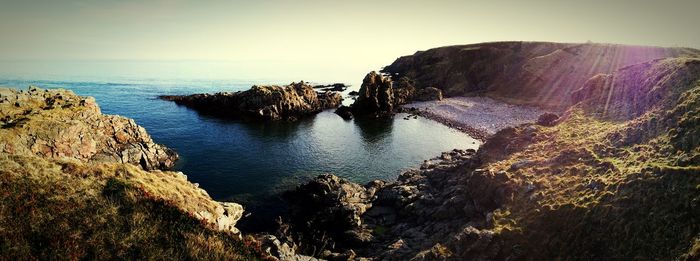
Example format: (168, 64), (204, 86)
(0, 77), (480, 229)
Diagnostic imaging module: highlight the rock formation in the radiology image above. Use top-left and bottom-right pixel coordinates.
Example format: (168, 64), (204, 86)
(349, 71), (396, 116)
(382, 42), (700, 109)
(0, 86), (261, 259)
(0, 87), (178, 170)
(160, 81), (343, 121)
(414, 87), (443, 101)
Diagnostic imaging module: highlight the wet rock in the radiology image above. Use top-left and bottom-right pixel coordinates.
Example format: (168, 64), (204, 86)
(160, 81), (343, 121)
(335, 105), (353, 120)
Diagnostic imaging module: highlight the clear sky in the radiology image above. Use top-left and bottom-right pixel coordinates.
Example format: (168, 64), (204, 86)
(1, 0), (699, 82)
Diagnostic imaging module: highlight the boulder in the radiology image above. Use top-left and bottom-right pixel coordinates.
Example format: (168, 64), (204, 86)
(536, 113), (559, 126)
(414, 87), (443, 101)
(160, 81), (343, 121)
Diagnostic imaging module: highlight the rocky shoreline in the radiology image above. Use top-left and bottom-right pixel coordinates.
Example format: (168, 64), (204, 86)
(279, 148), (502, 260)
(160, 81), (343, 121)
(402, 96), (552, 141)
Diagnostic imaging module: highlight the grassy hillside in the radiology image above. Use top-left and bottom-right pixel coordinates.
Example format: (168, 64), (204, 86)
(0, 87), (269, 260)
(475, 57), (700, 259)
(0, 155), (269, 260)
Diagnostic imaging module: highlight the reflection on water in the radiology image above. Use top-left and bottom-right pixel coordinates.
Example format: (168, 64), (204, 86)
(354, 115), (394, 143)
(0, 78), (480, 230)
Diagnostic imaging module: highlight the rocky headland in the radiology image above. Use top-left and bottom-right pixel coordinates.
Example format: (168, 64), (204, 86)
(159, 81), (343, 121)
(0, 87), (269, 259)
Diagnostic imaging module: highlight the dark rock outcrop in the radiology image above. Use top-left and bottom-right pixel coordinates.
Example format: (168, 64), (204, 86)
(281, 149), (515, 260)
(414, 87), (443, 101)
(350, 71), (395, 116)
(392, 77), (417, 105)
(160, 82), (343, 121)
(0, 87), (177, 170)
(347, 72), (444, 118)
(334, 105), (353, 120)
(536, 112), (559, 126)
(314, 83), (348, 92)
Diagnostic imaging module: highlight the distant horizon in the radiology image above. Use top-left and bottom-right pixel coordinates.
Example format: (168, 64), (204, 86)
(2, 39), (699, 85)
(3, 0), (700, 84)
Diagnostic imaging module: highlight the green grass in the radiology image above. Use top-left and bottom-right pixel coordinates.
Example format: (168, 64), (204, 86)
(479, 88), (700, 259)
(0, 154), (270, 260)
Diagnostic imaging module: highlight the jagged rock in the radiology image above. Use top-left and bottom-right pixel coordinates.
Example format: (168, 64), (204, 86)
(536, 113), (559, 126)
(283, 174), (378, 253)
(392, 77), (417, 105)
(414, 87), (443, 101)
(216, 202), (245, 233)
(259, 235), (320, 261)
(0, 87), (177, 170)
(350, 71), (395, 116)
(160, 81), (343, 121)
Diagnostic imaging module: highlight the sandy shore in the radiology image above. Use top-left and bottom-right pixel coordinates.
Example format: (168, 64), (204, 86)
(405, 96), (549, 140)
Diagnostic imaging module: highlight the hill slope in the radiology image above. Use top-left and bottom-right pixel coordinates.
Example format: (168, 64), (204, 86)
(0, 87), (269, 259)
(382, 42), (700, 109)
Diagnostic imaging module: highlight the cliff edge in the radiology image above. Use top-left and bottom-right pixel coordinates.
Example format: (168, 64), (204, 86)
(0, 87), (268, 259)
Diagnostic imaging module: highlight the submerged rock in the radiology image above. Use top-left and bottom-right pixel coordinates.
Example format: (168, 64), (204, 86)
(160, 81), (343, 121)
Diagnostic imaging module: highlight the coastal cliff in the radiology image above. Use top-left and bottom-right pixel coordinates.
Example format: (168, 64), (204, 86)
(160, 81), (343, 121)
(280, 45), (700, 260)
(382, 42), (700, 109)
(0, 87), (268, 259)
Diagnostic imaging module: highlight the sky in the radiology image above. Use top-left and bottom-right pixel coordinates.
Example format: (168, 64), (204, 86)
(1, 0), (699, 82)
